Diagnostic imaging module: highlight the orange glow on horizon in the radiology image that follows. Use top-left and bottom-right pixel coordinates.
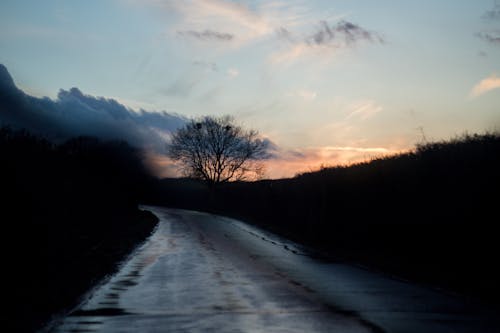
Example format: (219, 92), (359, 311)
(146, 145), (410, 180)
(263, 146), (409, 179)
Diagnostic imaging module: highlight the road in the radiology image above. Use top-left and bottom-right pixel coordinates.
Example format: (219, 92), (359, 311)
(49, 207), (500, 333)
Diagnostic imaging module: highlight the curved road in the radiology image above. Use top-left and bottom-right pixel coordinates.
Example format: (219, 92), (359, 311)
(50, 207), (500, 333)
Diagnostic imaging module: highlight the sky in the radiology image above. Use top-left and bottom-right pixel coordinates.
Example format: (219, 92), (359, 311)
(1, 0), (500, 178)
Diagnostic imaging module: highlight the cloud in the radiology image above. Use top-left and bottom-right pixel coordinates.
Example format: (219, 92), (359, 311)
(193, 61), (218, 71)
(136, 0), (383, 65)
(297, 89), (317, 101)
(271, 19), (384, 64)
(483, 2), (500, 21)
(0, 64), (187, 153)
(346, 100), (383, 120)
(270, 43), (312, 64)
(275, 20), (385, 47)
(177, 29), (234, 41)
(136, 0), (313, 50)
(166, 61), (224, 97)
(165, 75), (204, 97)
(476, 31), (500, 45)
(307, 20), (384, 46)
(276, 26), (293, 41)
(153, 0), (273, 47)
(287, 89), (317, 101)
(227, 68), (239, 78)
(470, 74), (500, 98)
(320, 146), (390, 153)
(478, 3), (500, 45)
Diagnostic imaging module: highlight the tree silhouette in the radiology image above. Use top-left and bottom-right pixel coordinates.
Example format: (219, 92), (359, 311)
(167, 116), (268, 184)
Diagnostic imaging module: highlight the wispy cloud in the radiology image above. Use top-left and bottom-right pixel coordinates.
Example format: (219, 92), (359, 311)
(136, 0), (320, 50)
(165, 75), (203, 97)
(346, 100), (383, 120)
(476, 31), (500, 45)
(478, 2), (500, 45)
(297, 89), (317, 101)
(165, 61), (221, 97)
(483, 2), (500, 21)
(306, 20), (384, 46)
(135, 0), (383, 65)
(320, 146), (390, 153)
(271, 19), (384, 64)
(276, 26), (293, 41)
(226, 68), (239, 78)
(177, 29), (234, 41)
(470, 74), (500, 97)
(192, 61), (218, 71)
(149, 0), (274, 47)
(286, 89), (317, 101)
(270, 43), (313, 65)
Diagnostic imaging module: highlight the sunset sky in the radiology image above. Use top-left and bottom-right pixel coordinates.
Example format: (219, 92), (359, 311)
(1, 0), (500, 178)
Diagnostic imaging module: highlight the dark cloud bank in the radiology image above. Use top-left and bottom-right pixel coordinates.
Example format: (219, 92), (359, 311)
(0, 64), (187, 152)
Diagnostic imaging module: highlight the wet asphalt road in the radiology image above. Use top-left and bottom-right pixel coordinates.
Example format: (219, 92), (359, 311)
(49, 207), (500, 333)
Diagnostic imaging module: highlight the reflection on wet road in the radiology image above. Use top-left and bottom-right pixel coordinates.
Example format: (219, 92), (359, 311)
(50, 207), (500, 333)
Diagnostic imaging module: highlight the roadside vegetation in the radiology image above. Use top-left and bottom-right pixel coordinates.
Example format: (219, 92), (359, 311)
(149, 132), (500, 307)
(0, 127), (158, 332)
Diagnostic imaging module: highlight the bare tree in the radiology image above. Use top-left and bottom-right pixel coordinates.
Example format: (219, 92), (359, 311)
(167, 116), (268, 184)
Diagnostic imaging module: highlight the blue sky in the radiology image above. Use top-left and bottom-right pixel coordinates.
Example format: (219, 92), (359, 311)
(1, 0), (500, 177)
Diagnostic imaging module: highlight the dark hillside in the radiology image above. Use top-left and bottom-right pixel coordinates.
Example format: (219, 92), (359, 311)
(0, 128), (158, 332)
(149, 133), (500, 306)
